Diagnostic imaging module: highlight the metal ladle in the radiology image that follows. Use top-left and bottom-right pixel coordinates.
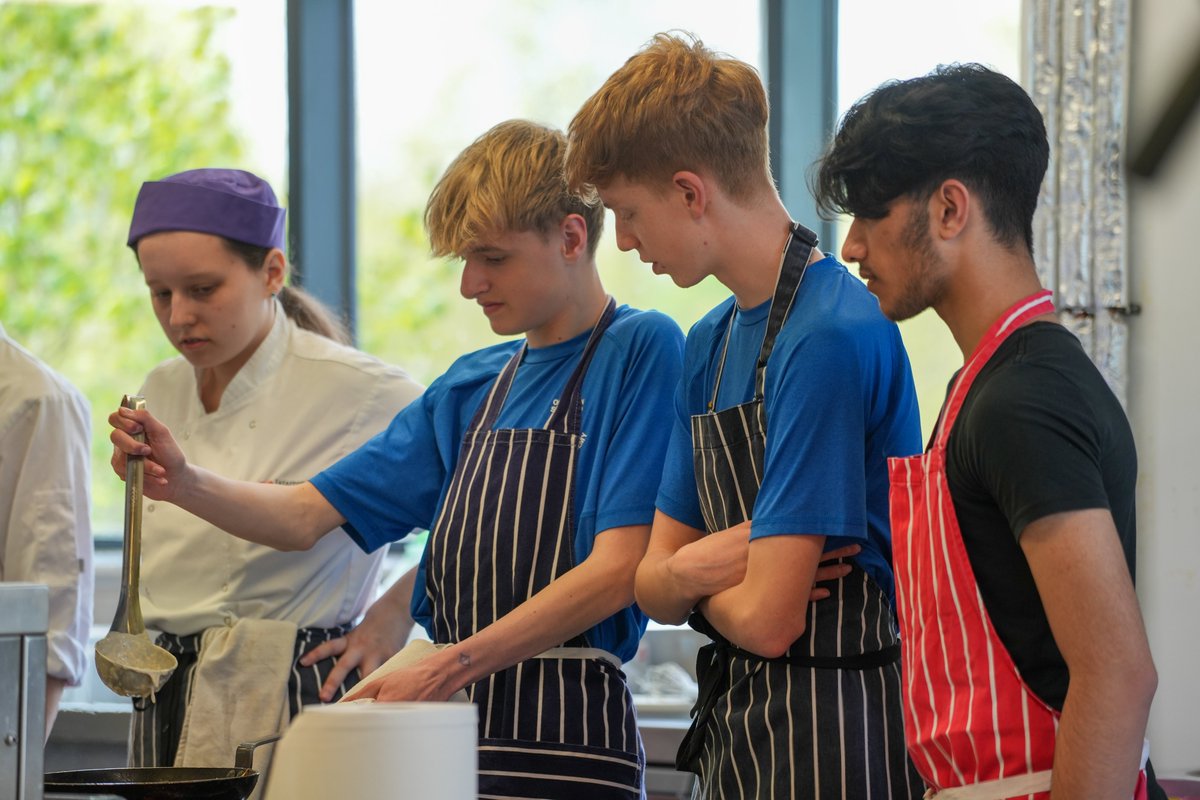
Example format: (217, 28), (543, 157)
(95, 394), (177, 699)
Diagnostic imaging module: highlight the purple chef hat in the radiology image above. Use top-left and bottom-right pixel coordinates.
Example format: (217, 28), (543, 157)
(127, 168), (286, 251)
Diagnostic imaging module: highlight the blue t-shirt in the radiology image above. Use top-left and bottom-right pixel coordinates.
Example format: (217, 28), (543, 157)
(312, 305), (685, 662)
(655, 256), (920, 604)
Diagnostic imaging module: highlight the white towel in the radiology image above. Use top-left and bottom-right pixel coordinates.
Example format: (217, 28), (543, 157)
(174, 618), (296, 800)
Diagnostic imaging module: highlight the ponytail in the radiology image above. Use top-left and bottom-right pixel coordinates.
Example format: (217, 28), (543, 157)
(276, 284), (351, 345)
(220, 238), (352, 345)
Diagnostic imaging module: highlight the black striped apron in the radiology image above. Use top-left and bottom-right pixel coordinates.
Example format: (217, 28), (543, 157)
(128, 624), (357, 767)
(678, 224), (921, 799)
(425, 296), (644, 800)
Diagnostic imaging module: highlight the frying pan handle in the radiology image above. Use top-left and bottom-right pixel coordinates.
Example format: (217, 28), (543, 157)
(235, 734), (283, 771)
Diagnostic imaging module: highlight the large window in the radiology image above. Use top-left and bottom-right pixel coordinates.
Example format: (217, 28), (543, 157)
(3, 1), (1023, 533)
(8, 0), (1026, 712)
(836, 0), (1022, 439)
(1, 1), (287, 535)
(353, 2), (762, 385)
(352, 0), (1022, 426)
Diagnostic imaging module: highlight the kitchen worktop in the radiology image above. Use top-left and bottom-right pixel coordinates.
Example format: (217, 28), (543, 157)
(59, 549), (704, 794)
(636, 715), (696, 799)
(637, 715), (691, 766)
(50, 706), (695, 763)
(48, 706), (699, 799)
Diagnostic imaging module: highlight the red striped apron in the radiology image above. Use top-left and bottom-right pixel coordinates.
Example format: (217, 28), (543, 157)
(887, 290), (1148, 800)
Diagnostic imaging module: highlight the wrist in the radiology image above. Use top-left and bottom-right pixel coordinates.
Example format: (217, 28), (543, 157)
(172, 462), (202, 506)
(428, 645), (475, 696)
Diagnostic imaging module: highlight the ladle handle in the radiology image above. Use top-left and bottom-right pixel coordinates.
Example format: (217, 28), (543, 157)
(112, 394), (147, 635)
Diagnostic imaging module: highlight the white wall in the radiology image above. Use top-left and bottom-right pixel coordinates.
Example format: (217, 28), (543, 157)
(1128, 0), (1200, 775)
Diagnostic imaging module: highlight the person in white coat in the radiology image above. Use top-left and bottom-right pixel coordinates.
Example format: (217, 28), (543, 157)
(0, 325), (94, 742)
(121, 168), (424, 770)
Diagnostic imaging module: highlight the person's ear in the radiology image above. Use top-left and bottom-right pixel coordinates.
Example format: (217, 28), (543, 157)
(930, 179), (971, 241)
(672, 171), (708, 219)
(263, 248), (288, 295)
(560, 214), (588, 262)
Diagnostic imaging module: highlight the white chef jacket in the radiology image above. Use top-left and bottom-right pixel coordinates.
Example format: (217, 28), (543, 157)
(0, 323), (94, 685)
(138, 306), (423, 635)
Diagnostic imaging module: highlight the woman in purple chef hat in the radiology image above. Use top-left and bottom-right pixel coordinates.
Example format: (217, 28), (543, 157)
(121, 168), (424, 771)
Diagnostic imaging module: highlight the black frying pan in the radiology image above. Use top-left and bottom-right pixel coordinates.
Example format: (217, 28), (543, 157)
(44, 735), (279, 800)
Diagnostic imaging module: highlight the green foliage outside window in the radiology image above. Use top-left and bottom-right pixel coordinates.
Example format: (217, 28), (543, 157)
(6, 1), (949, 541)
(1, 3), (246, 533)
(350, 0), (735, 385)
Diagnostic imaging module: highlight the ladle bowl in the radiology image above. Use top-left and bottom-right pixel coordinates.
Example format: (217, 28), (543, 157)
(95, 632), (178, 697)
(94, 394), (177, 698)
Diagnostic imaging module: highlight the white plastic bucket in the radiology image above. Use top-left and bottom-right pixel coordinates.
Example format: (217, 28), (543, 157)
(263, 702), (477, 800)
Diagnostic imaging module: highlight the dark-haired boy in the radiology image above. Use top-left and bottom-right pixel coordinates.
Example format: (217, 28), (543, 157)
(815, 63), (1161, 800)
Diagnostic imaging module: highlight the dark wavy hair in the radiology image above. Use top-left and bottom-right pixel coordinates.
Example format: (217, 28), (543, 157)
(812, 63), (1049, 254)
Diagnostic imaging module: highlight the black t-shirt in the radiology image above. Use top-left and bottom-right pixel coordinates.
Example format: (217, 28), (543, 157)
(944, 321), (1137, 710)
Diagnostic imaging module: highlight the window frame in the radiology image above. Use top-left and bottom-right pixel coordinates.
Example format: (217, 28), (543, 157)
(287, 0), (837, 341)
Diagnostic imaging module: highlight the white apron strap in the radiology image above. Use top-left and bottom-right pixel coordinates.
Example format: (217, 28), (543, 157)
(345, 641), (623, 704)
(925, 740), (1150, 800)
(419, 642), (622, 669)
(533, 645), (621, 669)
(425, 641), (621, 669)
(923, 770), (1051, 800)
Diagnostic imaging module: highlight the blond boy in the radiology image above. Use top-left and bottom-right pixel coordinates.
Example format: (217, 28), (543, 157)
(566, 34), (923, 798)
(111, 120), (685, 798)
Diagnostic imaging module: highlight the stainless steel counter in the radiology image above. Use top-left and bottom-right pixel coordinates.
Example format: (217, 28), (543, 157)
(49, 707), (699, 799)
(639, 715), (695, 799)
(639, 715), (690, 766)
(1, 583), (48, 800)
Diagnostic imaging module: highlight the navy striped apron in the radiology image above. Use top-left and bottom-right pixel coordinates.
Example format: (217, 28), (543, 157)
(425, 297), (644, 800)
(678, 224), (921, 799)
(129, 624), (357, 767)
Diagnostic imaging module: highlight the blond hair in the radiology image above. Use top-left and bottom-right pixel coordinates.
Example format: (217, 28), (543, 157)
(565, 32), (773, 201)
(425, 120), (604, 257)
